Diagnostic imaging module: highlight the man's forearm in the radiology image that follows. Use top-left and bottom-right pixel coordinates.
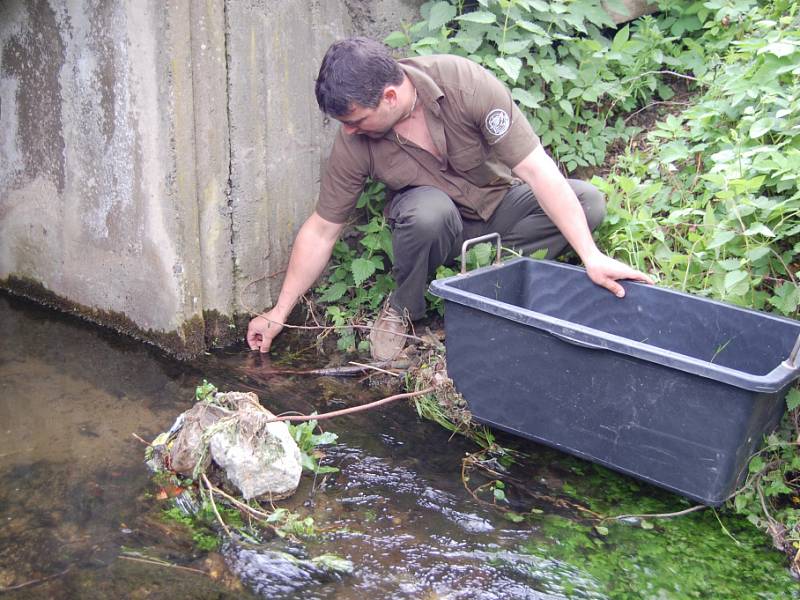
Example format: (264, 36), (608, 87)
(269, 212), (343, 321)
(513, 146), (601, 262)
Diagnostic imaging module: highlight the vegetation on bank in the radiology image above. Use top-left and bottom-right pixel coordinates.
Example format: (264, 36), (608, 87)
(312, 0), (800, 573)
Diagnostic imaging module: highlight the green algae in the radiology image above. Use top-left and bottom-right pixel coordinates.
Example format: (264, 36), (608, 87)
(521, 459), (800, 599)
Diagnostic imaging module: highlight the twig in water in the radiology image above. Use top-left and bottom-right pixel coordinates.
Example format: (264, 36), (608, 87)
(205, 482), (271, 521)
(608, 504), (706, 522)
(247, 314), (427, 344)
(263, 387), (436, 424)
(247, 363), (392, 378)
(118, 555), (207, 575)
(0, 566), (72, 593)
(459, 451), (604, 520)
(347, 360), (402, 377)
(202, 474), (232, 537)
(712, 507), (741, 546)
(131, 433), (151, 447)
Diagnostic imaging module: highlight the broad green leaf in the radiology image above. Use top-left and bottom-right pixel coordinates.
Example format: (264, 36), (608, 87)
(786, 388), (800, 411)
(724, 269), (748, 292)
(748, 455), (766, 474)
(743, 223), (775, 237)
(707, 229), (737, 249)
(769, 282), (800, 313)
(318, 281), (349, 303)
(383, 30), (408, 48)
(717, 258), (741, 271)
(749, 117), (777, 138)
(660, 142), (690, 164)
(427, 1), (457, 31)
(515, 19), (547, 36)
(471, 242), (493, 267)
(611, 26), (630, 53)
(412, 36), (442, 48)
(759, 41), (797, 57)
(499, 39), (530, 55)
(746, 246), (771, 262)
(457, 11), (496, 24)
(553, 64), (578, 80)
(312, 431), (338, 445)
(496, 56), (523, 82)
(351, 257), (376, 286)
(558, 99), (574, 117)
(453, 33), (484, 54)
(512, 87), (543, 108)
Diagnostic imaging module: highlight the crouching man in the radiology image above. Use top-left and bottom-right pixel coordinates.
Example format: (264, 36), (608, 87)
(247, 37), (652, 360)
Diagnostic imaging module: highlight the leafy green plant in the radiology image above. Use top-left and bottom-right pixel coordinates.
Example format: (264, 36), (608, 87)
(162, 505), (225, 551)
(315, 181), (395, 352)
(266, 508), (318, 538)
(288, 416), (340, 474)
(731, 391), (800, 567)
(595, 1), (800, 316)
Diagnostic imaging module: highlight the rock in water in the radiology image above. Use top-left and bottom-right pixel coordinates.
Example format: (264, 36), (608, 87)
(222, 541), (352, 598)
(168, 402), (228, 475)
(208, 392), (301, 500)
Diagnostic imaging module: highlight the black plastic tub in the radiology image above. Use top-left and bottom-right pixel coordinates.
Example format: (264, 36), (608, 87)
(429, 257), (800, 505)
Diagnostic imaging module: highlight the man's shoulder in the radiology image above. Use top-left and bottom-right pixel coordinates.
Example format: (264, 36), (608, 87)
(399, 54), (486, 90)
(328, 125), (370, 163)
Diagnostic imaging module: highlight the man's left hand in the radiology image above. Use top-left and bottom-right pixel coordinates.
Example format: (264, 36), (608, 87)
(584, 253), (654, 298)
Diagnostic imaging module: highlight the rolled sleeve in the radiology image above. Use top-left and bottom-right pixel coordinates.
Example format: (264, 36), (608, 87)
(316, 129), (370, 224)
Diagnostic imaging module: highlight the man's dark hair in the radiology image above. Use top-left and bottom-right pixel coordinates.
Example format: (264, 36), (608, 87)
(315, 37), (404, 117)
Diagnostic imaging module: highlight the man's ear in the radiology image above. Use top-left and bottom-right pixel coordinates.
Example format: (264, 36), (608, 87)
(382, 86), (399, 106)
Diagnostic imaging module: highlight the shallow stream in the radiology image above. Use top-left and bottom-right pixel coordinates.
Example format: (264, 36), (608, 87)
(1, 293), (798, 599)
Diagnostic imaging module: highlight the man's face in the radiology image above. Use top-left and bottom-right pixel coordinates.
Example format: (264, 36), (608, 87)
(337, 90), (400, 138)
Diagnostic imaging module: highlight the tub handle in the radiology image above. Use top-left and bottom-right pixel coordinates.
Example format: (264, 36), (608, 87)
(550, 330), (607, 351)
(460, 233), (502, 275)
(783, 333), (800, 369)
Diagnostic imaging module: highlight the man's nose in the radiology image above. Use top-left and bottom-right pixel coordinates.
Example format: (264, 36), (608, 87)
(343, 124), (359, 135)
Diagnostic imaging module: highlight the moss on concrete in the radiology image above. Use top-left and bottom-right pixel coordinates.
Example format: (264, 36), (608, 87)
(1, 275), (209, 359)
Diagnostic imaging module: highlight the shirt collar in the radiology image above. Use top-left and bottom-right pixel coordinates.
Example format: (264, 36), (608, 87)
(398, 59), (444, 117)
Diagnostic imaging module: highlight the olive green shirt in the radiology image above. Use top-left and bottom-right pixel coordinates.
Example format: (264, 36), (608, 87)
(316, 54), (540, 223)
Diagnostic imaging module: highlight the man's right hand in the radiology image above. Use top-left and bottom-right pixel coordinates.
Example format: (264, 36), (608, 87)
(245, 211), (344, 354)
(247, 311), (284, 353)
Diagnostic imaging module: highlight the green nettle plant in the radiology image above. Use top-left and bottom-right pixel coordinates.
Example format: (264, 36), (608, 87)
(597, 2), (800, 317)
(315, 181), (395, 352)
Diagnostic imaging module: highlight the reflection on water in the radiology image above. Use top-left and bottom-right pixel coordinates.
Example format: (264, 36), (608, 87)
(0, 293), (798, 599)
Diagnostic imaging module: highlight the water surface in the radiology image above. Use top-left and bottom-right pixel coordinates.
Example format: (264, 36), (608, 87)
(0, 294), (797, 599)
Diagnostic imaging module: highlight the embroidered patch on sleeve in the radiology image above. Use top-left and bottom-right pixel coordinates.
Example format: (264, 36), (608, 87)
(485, 108), (510, 137)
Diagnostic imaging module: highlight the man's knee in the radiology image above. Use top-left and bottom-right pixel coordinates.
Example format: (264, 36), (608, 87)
(390, 186), (462, 239)
(569, 180), (606, 232)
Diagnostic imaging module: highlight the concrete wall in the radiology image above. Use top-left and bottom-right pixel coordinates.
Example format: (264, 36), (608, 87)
(0, 0), (637, 357)
(0, 0), (207, 354)
(0, 0), (422, 356)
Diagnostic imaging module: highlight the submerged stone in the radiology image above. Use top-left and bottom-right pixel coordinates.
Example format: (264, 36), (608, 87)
(222, 541), (352, 598)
